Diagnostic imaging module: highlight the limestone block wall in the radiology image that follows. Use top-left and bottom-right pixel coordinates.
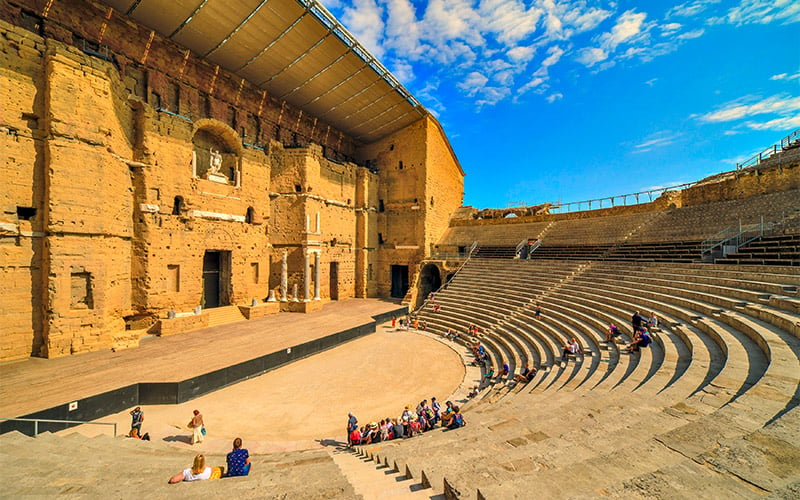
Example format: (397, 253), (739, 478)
(131, 112), (272, 314)
(424, 116), (466, 254)
(42, 41), (136, 358)
(0, 20), (47, 359)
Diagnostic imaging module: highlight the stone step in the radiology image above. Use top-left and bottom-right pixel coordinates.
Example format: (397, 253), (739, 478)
(330, 448), (437, 499)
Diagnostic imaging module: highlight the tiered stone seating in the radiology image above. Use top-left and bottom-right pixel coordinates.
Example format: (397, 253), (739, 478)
(716, 234), (800, 266)
(629, 189), (800, 244)
(360, 258), (800, 498)
(0, 431), (356, 498)
(539, 212), (657, 245)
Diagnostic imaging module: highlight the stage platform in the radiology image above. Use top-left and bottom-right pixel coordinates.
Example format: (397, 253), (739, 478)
(0, 299), (405, 423)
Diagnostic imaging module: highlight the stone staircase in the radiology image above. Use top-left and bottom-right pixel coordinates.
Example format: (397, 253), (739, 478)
(205, 305), (246, 328)
(0, 431), (356, 499)
(331, 447), (441, 499)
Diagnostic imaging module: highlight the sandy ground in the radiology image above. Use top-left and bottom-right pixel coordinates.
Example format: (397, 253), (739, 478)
(66, 324), (468, 454)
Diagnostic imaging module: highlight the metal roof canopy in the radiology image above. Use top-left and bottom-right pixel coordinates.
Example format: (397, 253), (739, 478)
(101, 0), (427, 143)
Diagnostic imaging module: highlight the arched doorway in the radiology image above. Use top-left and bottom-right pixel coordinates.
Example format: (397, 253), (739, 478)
(418, 264), (442, 306)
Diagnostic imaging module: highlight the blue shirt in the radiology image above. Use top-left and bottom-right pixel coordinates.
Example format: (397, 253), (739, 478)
(227, 448), (249, 476)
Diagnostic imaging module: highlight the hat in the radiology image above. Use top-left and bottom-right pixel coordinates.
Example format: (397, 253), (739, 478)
(368, 422), (378, 429)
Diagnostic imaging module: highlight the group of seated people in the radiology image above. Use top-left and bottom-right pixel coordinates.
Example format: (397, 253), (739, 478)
(347, 399), (466, 447)
(443, 329), (460, 341)
(169, 438), (251, 484)
(471, 342), (489, 366)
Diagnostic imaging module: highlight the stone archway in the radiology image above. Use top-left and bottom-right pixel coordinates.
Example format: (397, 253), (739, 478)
(419, 263), (442, 304)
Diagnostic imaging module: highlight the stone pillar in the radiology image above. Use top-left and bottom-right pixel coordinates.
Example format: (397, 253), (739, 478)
(280, 250), (288, 302)
(315, 212), (320, 233)
(314, 251), (321, 300)
(292, 283), (299, 302)
(303, 250), (311, 301)
(305, 214), (310, 232)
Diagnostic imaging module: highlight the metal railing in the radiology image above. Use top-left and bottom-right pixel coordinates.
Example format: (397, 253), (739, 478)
(0, 417), (117, 437)
(737, 128), (800, 170)
(414, 241), (477, 313)
(701, 218), (774, 258)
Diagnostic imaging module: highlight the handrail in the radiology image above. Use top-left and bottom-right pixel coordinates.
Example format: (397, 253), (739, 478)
(701, 218), (773, 257)
(737, 128), (800, 170)
(515, 239), (527, 255)
(414, 241), (477, 314)
(0, 417), (117, 437)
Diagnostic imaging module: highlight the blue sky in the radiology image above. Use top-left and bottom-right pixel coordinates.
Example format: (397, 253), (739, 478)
(322, 0), (800, 209)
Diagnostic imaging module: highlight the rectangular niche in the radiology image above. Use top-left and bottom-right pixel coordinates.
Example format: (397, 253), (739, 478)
(250, 262), (259, 284)
(70, 272), (93, 310)
(167, 264), (180, 292)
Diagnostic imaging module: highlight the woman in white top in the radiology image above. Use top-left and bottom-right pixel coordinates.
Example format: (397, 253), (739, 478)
(169, 454), (212, 483)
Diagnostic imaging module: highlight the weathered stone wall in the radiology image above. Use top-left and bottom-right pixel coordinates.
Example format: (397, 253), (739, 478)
(0, 4), (464, 360)
(0, 20), (47, 360)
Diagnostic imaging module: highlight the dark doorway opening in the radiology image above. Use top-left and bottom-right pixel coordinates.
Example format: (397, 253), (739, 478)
(419, 264), (442, 305)
(202, 250), (231, 308)
(329, 262), (339, 300)
(390, 265), (409, 298)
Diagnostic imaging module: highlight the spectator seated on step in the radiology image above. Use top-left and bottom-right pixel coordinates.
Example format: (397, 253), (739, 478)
(561, 338), (580, 362)
(348, 427), (361, 446)
(514, 364), (537, 383)
(440, 401), (455, 427)
(496, 363), (510, 381)
(606, 323), (619, 342)
(361, 423), (380, 444)
(483, 365), (495, 383)
(447, 406), (465, 429)
(169, 454), (212, 484)
(467, 386), (480, 398)
(392, 418), (405, 439)
(128, 427), (150, 441)
(226, 438), (251, 477)
(628, 328), (652, 353)
(648, 312), (659, 331)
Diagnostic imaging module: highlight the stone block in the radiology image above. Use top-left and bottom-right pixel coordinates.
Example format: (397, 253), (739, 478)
(282, 300), (324, 313)
(152, 313), (209, 336)
(238, 301), (280, 319)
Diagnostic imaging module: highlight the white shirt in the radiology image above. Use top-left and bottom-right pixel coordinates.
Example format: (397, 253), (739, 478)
(183, 467), (212, 482)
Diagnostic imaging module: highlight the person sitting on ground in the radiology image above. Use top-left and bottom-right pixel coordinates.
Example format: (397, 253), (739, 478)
(420, 320), (427, 331)
(433, 303), (441, 313)
(440, 401), (455, 426)
(628, 328), (652, 353)
(483, 365), (495, 382)
(467, 386), (480, 398)
(392, 418), (404, 439)
(409, 415), (421, 436)
(648, 312), (659, 331)
(606, 323), (619, 342)
(497, 362), (510, 381)
(447, 406), (465, 429)
(561, 338), (579, 362)
(128, 427), (150, 441)
(169, 454), (212, 483)
(348, 426), (361, 447)
(514, 364), (536, 383)
(226, 438), (251, 477)
(380, 419), (391, 441)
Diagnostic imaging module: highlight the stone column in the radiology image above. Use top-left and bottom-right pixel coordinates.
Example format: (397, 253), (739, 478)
(314, 251), (321, 300)
(280, 250), (288, 302)
(315, 212), (321, 233)
(303, 250), (311, 301)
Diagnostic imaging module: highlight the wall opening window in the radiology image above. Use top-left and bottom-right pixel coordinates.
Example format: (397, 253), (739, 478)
(17, 206), (36, 220)
(172, 196), (184, 216)
(250, 262), (259, 283)
(70, 272), (93, 309)
(378, 233), (384, 244)
(167, 82), (180, 113)
(246, 207), (256, 224)
(379, 199), (385, 212)
(167, 264), (180, 292)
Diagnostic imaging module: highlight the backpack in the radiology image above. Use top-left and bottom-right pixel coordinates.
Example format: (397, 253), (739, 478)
(454, 414), (464, 427)
(640, 334), (652, 347)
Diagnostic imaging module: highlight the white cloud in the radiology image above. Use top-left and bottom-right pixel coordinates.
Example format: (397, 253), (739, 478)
(746, 115), (800, 130)
(709, 0), (800, 26)
(457, 72), (489, 96)
(676, 28), (705, 40)
(383, 0), (423, 57)
(660, 22), (682, 36)
(645, 78), (658, 86)
(576, 47), (608, 66)
(601, 10), (648, 51)
(771, 71), (800, 81)
(389, 58), (415, 84)
(545, 92), (563, 103)
(340, 0), (386, 57)
(667, 0), (721, 19)
(632, 132), (680, 153)
(507, 45), (536, 63)
(698, 94), (800, 122)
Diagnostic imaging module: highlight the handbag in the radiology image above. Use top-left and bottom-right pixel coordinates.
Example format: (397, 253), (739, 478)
(201, 426), (207, 436)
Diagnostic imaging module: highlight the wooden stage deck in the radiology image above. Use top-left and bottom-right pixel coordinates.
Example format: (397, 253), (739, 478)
(0, 299), (403, 418)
